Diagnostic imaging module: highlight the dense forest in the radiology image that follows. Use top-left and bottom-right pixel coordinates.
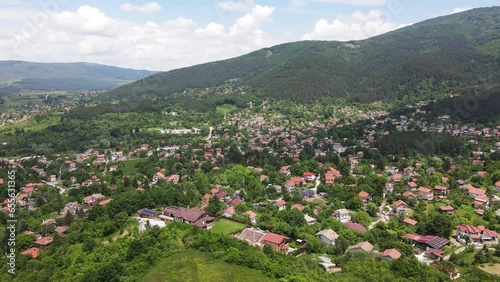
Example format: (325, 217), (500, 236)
(109, 7), (500, 103)
(376, 132), (465, 156)
(424, 86), (500, 123)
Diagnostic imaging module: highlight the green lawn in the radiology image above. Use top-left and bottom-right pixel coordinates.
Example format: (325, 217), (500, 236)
(210, 219), (246, 236)
(120, 159), (148, 175)
(216, 104), (236, 115)
(140, 249), (278, 282)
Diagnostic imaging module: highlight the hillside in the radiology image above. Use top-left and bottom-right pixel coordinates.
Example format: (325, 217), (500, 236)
(0, 61), (156, 92)
(109, 7), (500, 102)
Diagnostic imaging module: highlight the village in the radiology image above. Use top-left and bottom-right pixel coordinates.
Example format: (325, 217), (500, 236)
(2, 100), (500, 279)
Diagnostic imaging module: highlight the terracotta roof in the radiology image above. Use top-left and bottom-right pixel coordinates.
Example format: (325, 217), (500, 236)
(394, 200), (408, 207)
(418, 187), (432, 193)
(345, 222), (367, 232)
(35, 237), (54, 246)
(358, 191), (370, 198)
(263, 233), (289, 245)
(244, 211), (257, 219)
(383, 248), (401, 260)
(403, 218), (417, 226)
(21, 247), (40, 259)
(275, 200), (286, 206)
(347, 241), (373, 253)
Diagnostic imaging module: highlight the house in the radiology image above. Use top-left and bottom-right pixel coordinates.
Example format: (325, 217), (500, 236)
(302, 189), (315, 200)
(394, 200), (409, 214)
(280, 166), (291, 175)
(358, 191), (371, 204)
(346, 241), (373, 253)
(109, 165), (117, 172)
(83, 193), (105, 207)
(403, 191), (417, 200)
(163, 206), (215, 229)
(468, 187), (486, 198)
(406, 181), (418, 191)
(291, 204), (305, 211)
(401, 234), (448, 250)
(425, 248), (445, 259)
(382, 249), (401, 261)
(316, 229), (338, 245)
(20, 247), (40, 259)
(456, 224), (498, 242)
(168, 174), (180, 183)
(438, 205), (454, 215)
(303, 172), (316, 181)
(223, 206), (236, 217)
(345, 222), (367, 232)
(496, 181), (500, 193)
(385, 183), (394, 194)
(35, 237), (54, 248)
(434, 185), (449, 195)
(418, 187), (434, 201)
(244, 210), (257, 224)
(403, 217), (418, 226)
(275, 200), (286, 211)
(263, 233), (290, 253)
(304, 214), (317, 225)
(98, 199), (113, 206)
(332, 209), (351, 223)
(137, 209), (158, 218)
(284, 180), (296, 193)
(54, 226), (68, 237)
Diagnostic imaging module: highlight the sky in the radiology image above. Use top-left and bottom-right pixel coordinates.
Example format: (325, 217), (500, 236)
(0, 0), (497, 71)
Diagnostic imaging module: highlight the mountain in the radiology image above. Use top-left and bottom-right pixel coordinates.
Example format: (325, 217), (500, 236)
(109, 7), (500, 102)
(0, 61), (156, 93)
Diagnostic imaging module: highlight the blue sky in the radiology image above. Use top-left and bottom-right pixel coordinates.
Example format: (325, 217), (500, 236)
(0, 0), (497, 70)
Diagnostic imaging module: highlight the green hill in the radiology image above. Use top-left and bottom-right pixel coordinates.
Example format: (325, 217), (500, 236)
(140, 249), (278, 282)
(109, 7), (500, 102)
(0, 61), (156, 92)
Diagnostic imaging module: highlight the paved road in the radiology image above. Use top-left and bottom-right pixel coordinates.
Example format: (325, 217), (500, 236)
(368, 195), (388, 230)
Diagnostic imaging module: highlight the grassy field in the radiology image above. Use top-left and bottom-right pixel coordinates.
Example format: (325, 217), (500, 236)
(120, 159), (148, 175)
(481, 264), (500, 276)
(0, 112), (63, 142)
(210, 219), (246, 236)
(216, 104), (236, 115)
(140, 249), (277, 282)
(0, 91), (76, 112)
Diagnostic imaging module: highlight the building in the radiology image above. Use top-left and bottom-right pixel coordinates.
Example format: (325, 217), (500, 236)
(332, 209), (351, 223)
(163, 206), (215, 229)
(382, 249), (401, 261)
(137, 209), (158, 218)
(418, 187), (434, 201)
(316, 229), (338, 245)
(346, 241), (373, 253)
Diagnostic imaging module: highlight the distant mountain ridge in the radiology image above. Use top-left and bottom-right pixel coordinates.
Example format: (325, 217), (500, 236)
(109, 6), (500, 102)
(0, 61), (156, 92)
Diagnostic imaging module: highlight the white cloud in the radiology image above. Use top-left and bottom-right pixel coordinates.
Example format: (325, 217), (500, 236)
(302, 9), (407, 41)
(120, 2), (162, 13)
(217, 0), (255, 11)
(307, 0), (387, 6)
(2, 5), (278, 71)
(450, 7), (472, 14)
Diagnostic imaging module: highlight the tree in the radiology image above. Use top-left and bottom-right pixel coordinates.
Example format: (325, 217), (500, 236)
(422, 213), (453, 238)
(205, 196), (223, 216)
(366, 202), (379, 217)
(352, 211), (372, 228)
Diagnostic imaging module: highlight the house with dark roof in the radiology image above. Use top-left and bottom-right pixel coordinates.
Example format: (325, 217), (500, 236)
(163, 206), (214, 229)
(137, 209), (158, 218)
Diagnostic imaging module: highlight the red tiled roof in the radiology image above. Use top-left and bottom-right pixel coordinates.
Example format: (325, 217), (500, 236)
(345, 222), (367, 232)
(21, 247), (40, 259)
(35, 237), (54, 246)
(263, 233), (289, 245)
(383, 248), (401, 260)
